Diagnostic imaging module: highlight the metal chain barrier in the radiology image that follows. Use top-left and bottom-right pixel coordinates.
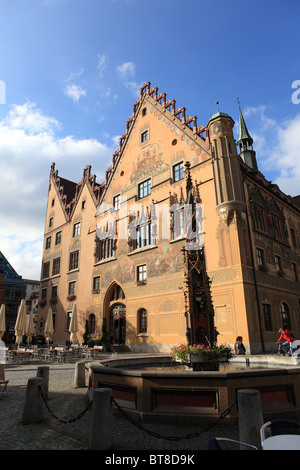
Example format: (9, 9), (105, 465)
(111, 395), (238, 442)
(38, 381), (237, 442)
(38, 385), (92, 424)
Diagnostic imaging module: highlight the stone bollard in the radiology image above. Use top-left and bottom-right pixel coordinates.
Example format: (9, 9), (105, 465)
(238, 388), (264, 449)
(89, 388), (113, 450)
(36, 366), (50, 400)
(22, 377), (45, 424)
(74, 362), (86, 388)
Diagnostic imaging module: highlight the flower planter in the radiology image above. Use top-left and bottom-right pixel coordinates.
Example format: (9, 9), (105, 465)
(190, 355), (219, 371)
(170, 343), (233, 370)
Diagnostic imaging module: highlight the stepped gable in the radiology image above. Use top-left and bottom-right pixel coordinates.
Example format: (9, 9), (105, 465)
(50, 162), (103, 219)
(50, 82), (209, 213)
(99, 81), (209, 203)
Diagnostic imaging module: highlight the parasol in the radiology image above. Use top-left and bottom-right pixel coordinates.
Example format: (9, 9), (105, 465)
(69, 304), (78, 344)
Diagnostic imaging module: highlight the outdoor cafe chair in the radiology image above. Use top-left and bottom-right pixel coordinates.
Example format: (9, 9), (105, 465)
(260, 419), (300, 450)
(207, 437), (258, 450)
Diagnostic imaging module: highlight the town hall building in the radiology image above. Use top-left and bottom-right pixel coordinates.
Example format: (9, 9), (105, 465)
(36, 82), (300, 354)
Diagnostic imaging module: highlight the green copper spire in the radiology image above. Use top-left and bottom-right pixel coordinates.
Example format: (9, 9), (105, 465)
(237, 99), (257, 171)
(237, 102), (253, 147)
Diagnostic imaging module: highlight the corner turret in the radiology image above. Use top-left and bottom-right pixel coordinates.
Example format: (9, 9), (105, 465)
(207, 102), (244, 223)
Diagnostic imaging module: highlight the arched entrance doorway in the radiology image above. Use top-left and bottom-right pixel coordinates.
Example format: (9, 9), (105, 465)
(104, 282), (126, 347)
(110, 303), (126, 345)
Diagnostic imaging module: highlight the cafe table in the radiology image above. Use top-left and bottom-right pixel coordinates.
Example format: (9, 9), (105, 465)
(262, 434), (300, 450)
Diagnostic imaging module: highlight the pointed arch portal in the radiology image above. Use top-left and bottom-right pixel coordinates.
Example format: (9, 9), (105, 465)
(110, 303), (126, 345)
(104, 282), (126, 346)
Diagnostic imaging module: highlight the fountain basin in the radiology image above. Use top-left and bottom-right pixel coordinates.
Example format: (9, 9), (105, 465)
(89, 355), (300, 422)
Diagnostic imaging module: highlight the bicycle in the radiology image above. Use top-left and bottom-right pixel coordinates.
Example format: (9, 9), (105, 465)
(271, 342), (290, 356)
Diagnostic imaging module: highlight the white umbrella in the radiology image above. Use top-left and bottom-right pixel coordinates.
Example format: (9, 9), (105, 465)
(44, 307), (54, 344)
(26, 311), (35, 344)
(15, 299), (27, 345)
(0, 304), (5, 339)
(69, 304), (78, 344)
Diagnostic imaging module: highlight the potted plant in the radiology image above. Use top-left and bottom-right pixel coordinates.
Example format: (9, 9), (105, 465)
(169, 344), (190, 363)
(67, 294), (76, 301)
(38, 298), (47, 308)
(169, 343), (233, 371)
(189, 343), (233, 370)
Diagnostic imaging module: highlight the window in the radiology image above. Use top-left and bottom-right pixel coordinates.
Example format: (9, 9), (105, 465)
(262, 304), (272, 331)
(171, 207), (185, 239)
(138, 179), (151, 199)
(142, 107), (147, 116)
(45, 236), (51, 250)
(41, 287), (47, 300)
(42, 261), (50, 279)
(137, 264), (147, 284)
(134, 222), (153, 250)
(292, 262), (298, 281)
(66, 311), (72, 330)
(68, 281), (76, 295)
(138, 309), (147, 334)
(49, 217), (53, 228)
(113, 195), (120, 211)
(140, 130), (149, 144)
(52, 308), (57, 331)
(256, 248), (265, 269)
(51, 285), (58, 301)
(95, 238), (116, 262)
(274, 255), (282, 273)
(55, 231), (62, 245)
(290, 228), (297, 248)
(82, 200), (86, 210)
(51, 198), (55, 207)
(89, 313), (96, 335)
(73, 222), (81, 237)
(69, 251), (79, 271)
(270, 214), (284, 242)
(252, 205), (267, 233)
(52, 257), (61, 276)
(173, 162), (184, 182)
(93, 276), (100, 292)
(280, 302), (291, 330)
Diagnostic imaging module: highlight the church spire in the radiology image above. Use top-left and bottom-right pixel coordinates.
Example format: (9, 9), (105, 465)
(237, 100), (257, 171)
(237, 101), (253, 149)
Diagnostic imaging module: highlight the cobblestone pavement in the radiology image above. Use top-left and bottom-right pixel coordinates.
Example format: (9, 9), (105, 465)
(0, 360), (240, 451)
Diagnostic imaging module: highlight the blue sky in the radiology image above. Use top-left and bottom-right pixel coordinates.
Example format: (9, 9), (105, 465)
(0, 0), (300, 280)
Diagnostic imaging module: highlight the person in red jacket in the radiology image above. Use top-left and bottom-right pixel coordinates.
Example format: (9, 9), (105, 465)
(277, 328), (295, 356)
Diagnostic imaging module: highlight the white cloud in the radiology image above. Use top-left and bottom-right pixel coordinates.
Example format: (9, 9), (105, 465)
(64, 84), (86, 104)
(242, 105), (300, 197)
(4, 101), (61, 135)
(244, 105), (277, 132)
(64, 68), (84, 83)
(264, 114), (300, 196)
(116, 61), (142, 97)
(0, 102), (113, 279)
(97, 54), (107, 78)
(117, 61), (135, 79)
